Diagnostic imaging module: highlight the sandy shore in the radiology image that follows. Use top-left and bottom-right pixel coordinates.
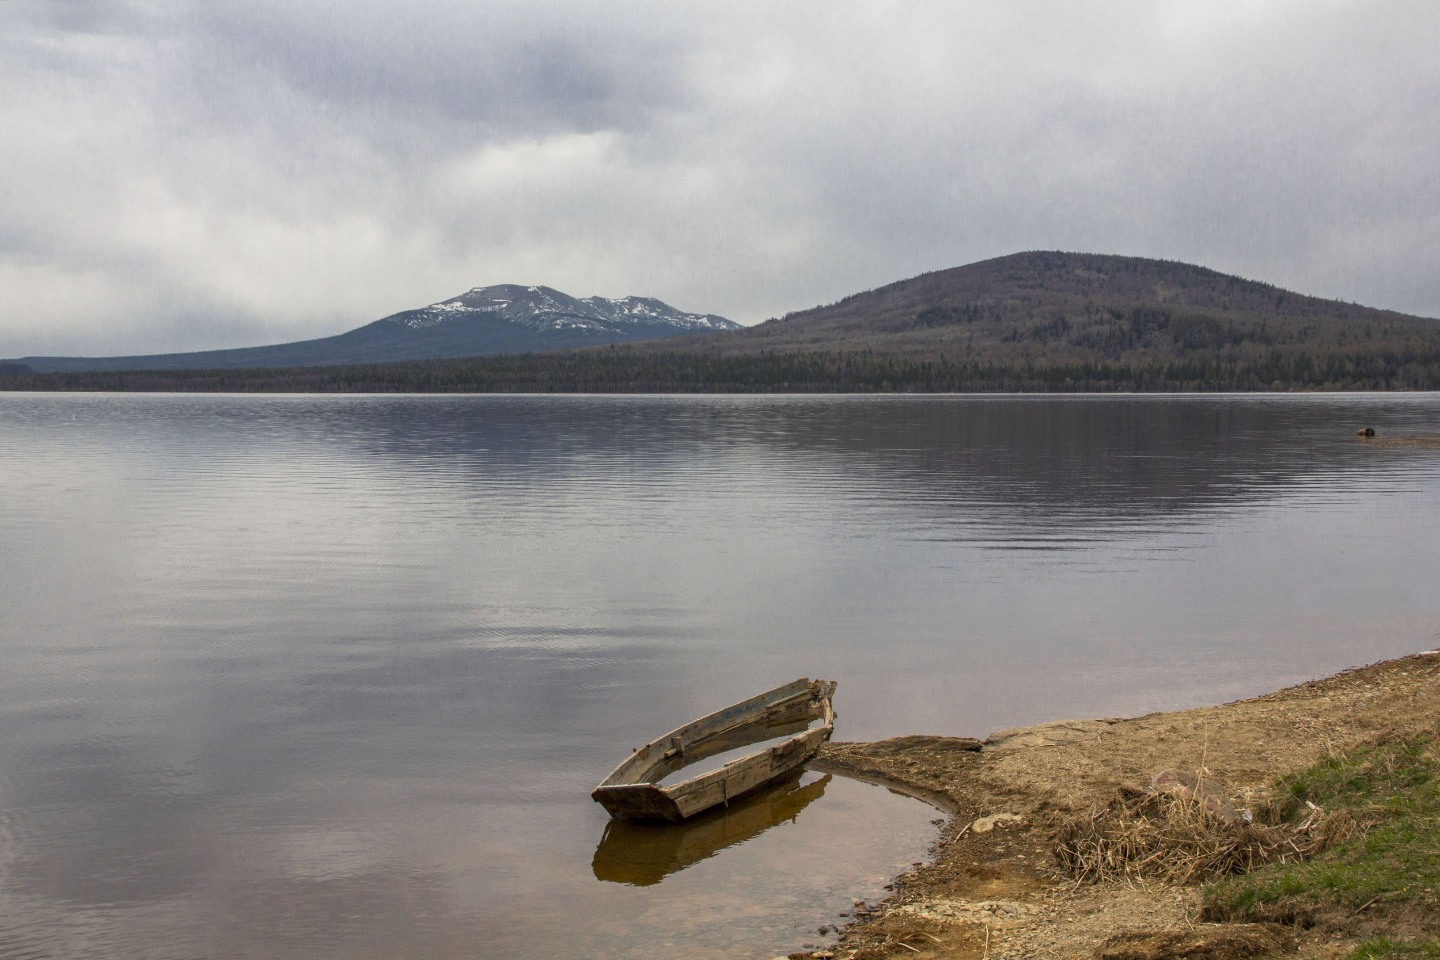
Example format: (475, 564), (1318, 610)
(795, 651), (1440, 960)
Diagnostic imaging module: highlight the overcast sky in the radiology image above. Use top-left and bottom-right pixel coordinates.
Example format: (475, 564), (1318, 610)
(3, 1), (1439, 356)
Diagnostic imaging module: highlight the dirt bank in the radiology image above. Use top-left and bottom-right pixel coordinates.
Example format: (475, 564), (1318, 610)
(800, 651), (1440, 960)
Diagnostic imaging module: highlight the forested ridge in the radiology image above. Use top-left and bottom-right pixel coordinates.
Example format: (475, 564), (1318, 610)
(5, 344), (1437, 393)
(6, 252), (1440, 392)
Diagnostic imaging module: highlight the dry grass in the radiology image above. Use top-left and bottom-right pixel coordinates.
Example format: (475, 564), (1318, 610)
(1055, 787), (1357, 886)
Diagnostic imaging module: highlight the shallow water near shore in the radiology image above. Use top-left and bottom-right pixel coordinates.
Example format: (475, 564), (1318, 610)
(2, 393), (1439, 958)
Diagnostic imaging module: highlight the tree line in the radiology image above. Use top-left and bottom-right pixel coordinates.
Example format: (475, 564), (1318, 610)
(4, 346), (1439, 393)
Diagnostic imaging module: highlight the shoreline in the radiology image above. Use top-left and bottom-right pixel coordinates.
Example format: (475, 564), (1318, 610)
(794, 650), (1440, 960)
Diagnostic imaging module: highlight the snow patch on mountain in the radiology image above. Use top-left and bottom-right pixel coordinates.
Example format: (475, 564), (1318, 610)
(389, 284), (737, 334)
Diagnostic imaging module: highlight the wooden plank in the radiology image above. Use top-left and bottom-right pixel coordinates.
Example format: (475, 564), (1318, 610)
(596, 678), (819, 787)
(594, 679), (837, 821)
(668, 725), (831, 818)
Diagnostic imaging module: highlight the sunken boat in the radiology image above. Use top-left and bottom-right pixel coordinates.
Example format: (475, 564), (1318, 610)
(591, 678), (838, 822)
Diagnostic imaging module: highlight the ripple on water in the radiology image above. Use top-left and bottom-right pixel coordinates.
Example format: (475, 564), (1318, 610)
(1, 393), (1439, 958)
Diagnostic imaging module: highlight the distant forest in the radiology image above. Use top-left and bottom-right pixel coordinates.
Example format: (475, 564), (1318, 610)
(7, 253), (1440, 393)
(4, 340), (1439, 393)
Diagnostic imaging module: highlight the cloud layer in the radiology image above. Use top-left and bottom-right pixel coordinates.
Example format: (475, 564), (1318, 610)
(3, 1), (1439, 355)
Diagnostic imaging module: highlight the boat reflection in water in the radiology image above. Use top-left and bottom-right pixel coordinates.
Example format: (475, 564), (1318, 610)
(592, 771), (832, 886)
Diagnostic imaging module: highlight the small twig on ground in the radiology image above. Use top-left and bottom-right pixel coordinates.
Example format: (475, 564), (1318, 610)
(1350, 893), (1389, 917)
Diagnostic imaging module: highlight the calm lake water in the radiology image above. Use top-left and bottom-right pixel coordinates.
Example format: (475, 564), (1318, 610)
(2, 393), (1439, 959)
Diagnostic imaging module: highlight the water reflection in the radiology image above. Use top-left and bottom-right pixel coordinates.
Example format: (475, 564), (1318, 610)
(1, 393), (1438, 960)
(323, 394), (1439, 532)
(593, 772), (831, 886)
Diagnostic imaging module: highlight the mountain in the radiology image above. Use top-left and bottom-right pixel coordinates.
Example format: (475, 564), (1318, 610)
(8, 253), (1440, 392)
(9, 284), (738, 373)
(628, 250), (1440, 361)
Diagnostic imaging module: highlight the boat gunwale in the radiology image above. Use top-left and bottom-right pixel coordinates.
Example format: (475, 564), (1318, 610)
(592, 678), (837, 820)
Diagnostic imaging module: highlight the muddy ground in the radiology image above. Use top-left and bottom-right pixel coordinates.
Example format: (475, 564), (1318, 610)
(795, 651), (1440, 960)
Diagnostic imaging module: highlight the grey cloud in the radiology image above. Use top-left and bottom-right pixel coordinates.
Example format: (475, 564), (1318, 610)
(182, 2), (690, 144)
(2, 2), (1439, 356)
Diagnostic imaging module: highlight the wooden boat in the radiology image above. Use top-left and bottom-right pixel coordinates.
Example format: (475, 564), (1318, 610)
(591, 678), (838, 822)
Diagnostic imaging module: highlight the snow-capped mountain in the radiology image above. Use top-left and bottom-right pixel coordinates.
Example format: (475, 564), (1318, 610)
(12, 285), (738, 373)
(387, 284), (737, 335)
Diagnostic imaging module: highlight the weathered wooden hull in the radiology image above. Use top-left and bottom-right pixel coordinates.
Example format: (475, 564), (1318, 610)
(591, 678), (837, 822)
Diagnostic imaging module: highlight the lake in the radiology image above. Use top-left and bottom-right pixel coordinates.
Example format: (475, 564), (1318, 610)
(2, 393), (1438, 958)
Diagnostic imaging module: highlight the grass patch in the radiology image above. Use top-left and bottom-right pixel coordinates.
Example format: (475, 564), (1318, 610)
(1341, 936), (1440, 959)
(1202, 736), (1440, 931)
